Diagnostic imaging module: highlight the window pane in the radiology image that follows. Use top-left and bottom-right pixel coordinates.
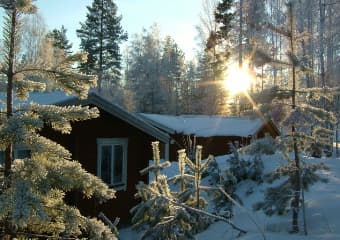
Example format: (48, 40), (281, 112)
(0, 151), (4, 165)
(16, 150), (31, 159)
(101, 145), (112, 185)
(113, 145), (123, 184)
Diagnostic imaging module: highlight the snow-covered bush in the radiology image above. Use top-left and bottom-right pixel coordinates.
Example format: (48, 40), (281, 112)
(247, 155), (264, 182)
(204, 156), (221, 184)
(240, 135), (277, 156)
(228, 144), (265, 183)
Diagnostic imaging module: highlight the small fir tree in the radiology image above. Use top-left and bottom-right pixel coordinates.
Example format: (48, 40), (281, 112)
(182, 146), (214, 209)
(131, 143), (224, 239)
(131, 142), (248, 239)
(131, 142), (194, 239)
(139, 141), (171, 182)
(171, 147), (213, 233)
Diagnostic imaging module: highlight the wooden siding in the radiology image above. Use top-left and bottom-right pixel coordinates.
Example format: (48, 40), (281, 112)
(42, 107), (161, 223)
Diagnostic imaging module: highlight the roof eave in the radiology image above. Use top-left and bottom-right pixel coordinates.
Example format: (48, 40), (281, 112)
(54, 93), (170, 143)
(137, 114), (176, 135)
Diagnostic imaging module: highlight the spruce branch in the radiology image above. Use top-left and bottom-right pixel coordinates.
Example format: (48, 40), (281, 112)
(139, 141), (171, 182)
(147, 185), (247, 236)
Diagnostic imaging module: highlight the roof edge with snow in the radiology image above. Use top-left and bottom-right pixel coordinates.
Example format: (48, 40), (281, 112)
(54, 93), (170, 143)
(139, 113), (279, 138)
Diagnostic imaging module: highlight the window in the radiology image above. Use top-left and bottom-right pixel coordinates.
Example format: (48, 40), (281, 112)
(0, 152), (4, 166)
(14, 147), (31, 159)
(0, 146), (31, 166)
(97, 138), (128, 190)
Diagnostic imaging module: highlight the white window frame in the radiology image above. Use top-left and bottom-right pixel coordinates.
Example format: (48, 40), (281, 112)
(97, 138), (128, 191)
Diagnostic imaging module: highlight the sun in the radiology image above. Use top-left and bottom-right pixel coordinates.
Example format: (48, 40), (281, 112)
(224, 62), (253, 95)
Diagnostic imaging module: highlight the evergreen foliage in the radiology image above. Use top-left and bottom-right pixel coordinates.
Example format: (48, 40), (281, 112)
(254, 161), (329, 217)
(160, 36), (186, 114)
(0, 1), (117, 238)
(131, 142), (196, 240)
(249, 1), (339, 234)
(132, 176), (194, 240)
(240, 135), (277, 156)
(253, 92), (336, 233)
(139, 141), (171, 182)
(210, 169), (238, 218)
(228, 144), (265, 182)
(46, 25), (73, 54)
(77, 0), (127, 93)
(214, 0), (234, 50)
(131, 142), (224, 239)
(123, 27), (194, 114)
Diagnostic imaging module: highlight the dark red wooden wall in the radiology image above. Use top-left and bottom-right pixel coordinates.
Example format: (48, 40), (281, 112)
(43, 107), (159, 223)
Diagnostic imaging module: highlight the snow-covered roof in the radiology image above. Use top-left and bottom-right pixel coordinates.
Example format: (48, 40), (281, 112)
(56, 93), (170, 143)
(0, 91), (170, 143)
(139, 113), (267, 137)
(0, 91), (73, 109)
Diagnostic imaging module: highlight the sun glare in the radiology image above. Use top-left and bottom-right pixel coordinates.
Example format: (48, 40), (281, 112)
(224, 62), (253, 95)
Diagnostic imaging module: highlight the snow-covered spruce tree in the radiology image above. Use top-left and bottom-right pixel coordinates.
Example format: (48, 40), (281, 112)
(131, 142), (248, 238)
(130, 142), (194, 239)
(173, 146), (245, 231)
(139, 141), (171, 182)
(0, 1), (116, 239)
(175, 146), (213, 209)
(171, 146), (214, 232)
(251, 1), (337, 234)
(169, 149), (194, 193)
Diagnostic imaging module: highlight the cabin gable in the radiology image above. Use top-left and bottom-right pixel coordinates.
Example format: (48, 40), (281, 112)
(42, 95), (170, 223)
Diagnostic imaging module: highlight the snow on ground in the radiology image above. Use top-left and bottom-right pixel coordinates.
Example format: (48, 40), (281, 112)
(120, 152), (340, 240)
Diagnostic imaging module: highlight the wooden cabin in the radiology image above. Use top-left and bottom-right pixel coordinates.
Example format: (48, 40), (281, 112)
(38, 92), (170, 223)
(139, 114), (280, 160)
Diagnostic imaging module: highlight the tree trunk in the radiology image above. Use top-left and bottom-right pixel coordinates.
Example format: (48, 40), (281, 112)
(289, 3), (301, 233)
(239, 0), (243, 67)
(326, 3), (334, 86)
(4, 6), (17, 240)
(319, 0), (326, 87)
(336, 121), (339, 157)
(98, 0), (104, 93)
(5, 5), (17, 179)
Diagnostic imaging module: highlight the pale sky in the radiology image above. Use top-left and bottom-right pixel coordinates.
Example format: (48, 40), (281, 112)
(34, 0), (202, 60)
